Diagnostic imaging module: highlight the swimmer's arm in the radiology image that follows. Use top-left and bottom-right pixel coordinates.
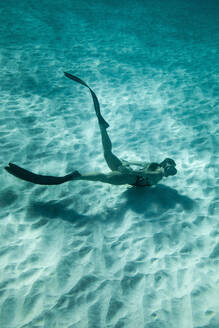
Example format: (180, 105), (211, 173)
(121, 159), (147, 167)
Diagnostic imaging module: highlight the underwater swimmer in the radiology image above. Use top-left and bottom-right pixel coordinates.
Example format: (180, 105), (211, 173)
(5, 73), (177, 187)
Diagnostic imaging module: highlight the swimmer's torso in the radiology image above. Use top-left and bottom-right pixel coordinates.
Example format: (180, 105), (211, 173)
(118, 162), (164, 187)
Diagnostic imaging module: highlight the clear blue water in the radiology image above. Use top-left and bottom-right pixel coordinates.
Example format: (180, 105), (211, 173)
(0, 1), (219, 327)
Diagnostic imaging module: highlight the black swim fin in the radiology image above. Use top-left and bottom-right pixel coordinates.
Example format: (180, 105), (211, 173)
(5, 163), (80, 185)
(64, 72), (109, 129)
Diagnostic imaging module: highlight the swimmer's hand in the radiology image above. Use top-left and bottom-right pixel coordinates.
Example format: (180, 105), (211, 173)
(5, 163), (80, 185)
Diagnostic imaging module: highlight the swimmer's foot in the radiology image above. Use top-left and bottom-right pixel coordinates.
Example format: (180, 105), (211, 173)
(64, 72), (110, 129)
(4, 163), (80, 185)
(98, 116), (110, 129)
(69, 170), (81, 180)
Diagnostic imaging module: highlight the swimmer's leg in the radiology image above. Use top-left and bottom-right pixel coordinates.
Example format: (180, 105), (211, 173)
(5, 163), (135, 186)
(4, 163), (80, 185)
(64, 72), (109, 129)
(64, 72), (122, 171)
(71, 171), (135, 185)
(99, 124), (123, 171)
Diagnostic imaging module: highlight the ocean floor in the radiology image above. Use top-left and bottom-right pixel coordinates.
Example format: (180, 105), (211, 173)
(0, 0), (219, 327)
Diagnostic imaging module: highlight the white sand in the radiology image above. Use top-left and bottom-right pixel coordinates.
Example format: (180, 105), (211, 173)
(0, 1), (219, 327)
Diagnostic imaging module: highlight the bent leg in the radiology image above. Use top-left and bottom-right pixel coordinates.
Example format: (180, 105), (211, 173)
(64, 72), (122, 171)
(99, 125), (123, 171)
(64, 72), (109, 129)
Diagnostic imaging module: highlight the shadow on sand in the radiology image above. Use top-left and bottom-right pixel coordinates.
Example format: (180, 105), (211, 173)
(122, 184), (195, 214)
(26, 184), (195, 225)
(26, 198), (94, 225)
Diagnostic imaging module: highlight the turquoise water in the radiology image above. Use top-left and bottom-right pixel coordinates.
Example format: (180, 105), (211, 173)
(0, 1), (219, 327)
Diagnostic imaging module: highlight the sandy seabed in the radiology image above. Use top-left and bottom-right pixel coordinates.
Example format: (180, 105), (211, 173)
(0, 0), (219, 327)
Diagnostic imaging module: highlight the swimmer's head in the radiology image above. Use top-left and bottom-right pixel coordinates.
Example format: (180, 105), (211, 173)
(160, 158), (177, 177)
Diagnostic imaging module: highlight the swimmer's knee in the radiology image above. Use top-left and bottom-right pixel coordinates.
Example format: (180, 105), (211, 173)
(103, 151), (122, 171)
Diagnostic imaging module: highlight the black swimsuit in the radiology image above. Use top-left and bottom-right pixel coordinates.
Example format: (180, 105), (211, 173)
(130, 163), (162, 187)
(131, 175), (151, 187)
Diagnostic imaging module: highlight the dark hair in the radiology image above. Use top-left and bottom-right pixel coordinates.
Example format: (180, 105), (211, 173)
(148, 163), (160, 171)
(160, 158), (176, 168)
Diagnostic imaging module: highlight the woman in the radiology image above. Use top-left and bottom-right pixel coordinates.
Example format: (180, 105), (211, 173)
(5, 73), (177, 187)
